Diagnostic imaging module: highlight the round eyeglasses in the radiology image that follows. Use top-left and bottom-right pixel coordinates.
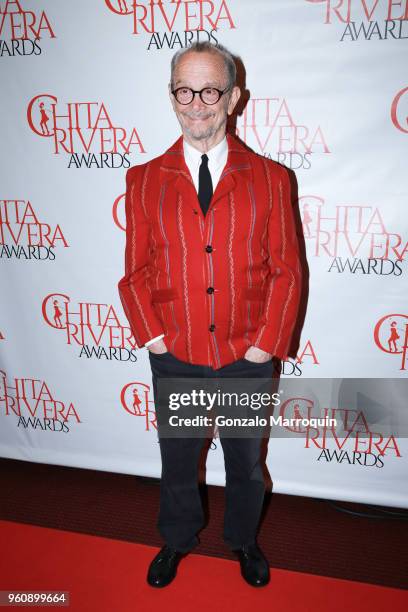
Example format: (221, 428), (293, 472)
(171, 86), (230, 106)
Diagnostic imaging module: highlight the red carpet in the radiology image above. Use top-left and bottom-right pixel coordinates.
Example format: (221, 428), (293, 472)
(2, 458), (407, 590)
(1, 520), (406, 612)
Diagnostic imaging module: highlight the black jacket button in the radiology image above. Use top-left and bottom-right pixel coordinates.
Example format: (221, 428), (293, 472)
(205, 245), (213, 253)
(206, 287), (214, 294)
(209, 324), (216, 332)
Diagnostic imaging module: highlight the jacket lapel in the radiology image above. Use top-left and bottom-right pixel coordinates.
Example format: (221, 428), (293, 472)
(159, 136), (196, 206)
(158, 132), (253, 210)
(212, 133), (253, 204)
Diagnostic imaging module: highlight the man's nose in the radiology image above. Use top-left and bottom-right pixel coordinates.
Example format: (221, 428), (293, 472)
(191, 92), (206, 110)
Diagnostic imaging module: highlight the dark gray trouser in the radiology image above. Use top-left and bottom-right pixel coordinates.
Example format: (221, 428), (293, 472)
(148, 351), (274, 553)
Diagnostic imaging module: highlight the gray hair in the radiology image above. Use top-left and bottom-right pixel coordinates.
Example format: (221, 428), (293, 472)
(170, 41), (237, 90)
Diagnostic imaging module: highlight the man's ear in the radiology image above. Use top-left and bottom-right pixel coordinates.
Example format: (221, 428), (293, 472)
(168, 83), (176, 110)
(227, 85), (241, 116)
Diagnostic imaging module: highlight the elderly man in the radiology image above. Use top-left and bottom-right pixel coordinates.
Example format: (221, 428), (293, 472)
(118, 41), (301, 588)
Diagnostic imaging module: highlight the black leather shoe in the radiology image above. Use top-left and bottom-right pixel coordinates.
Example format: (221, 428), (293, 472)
(147, 545), (185, 588)
(234, 543), (270, 587)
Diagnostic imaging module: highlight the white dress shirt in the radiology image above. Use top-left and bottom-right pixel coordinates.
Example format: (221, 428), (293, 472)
(183, 134), (228, 193)
(145, 135), (228, 348)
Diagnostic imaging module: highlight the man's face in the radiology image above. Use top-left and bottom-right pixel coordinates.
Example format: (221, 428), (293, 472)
(169, 51), (240, 145)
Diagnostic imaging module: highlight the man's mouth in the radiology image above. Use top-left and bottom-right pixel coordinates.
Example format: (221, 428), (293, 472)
(184, 114), (212, 122)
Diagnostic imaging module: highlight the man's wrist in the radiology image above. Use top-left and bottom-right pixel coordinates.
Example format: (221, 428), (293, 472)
(244, 345), (273, 363)
(145, 334), (165, 348)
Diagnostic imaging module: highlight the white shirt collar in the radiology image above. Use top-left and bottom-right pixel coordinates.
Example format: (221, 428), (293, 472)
(183, 135), (228, 172)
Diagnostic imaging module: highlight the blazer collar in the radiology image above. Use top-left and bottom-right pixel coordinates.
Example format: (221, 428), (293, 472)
(159, 132), (253, 205)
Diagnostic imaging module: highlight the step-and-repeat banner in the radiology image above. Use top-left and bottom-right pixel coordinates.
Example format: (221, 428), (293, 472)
(1, 1), (407, 508)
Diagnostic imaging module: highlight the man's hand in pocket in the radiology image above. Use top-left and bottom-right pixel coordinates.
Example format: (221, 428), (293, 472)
(147, 339), (168, 354)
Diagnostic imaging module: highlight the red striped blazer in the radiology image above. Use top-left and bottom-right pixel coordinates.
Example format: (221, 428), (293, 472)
(118, 132), (302, 369)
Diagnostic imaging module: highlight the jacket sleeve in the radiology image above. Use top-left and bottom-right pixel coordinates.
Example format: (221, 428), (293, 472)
(252, 163), (302, 360)
(117, 165), (165, 348)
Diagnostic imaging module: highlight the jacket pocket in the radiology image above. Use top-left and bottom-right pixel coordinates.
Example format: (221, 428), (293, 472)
(151, 287), (179, 303)
(241, 286), (265, 331)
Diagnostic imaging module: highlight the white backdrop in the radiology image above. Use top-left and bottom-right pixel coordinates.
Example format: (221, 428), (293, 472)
(1, 0), (407, 508)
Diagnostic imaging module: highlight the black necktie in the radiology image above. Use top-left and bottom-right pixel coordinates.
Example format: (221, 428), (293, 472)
(198, 153), (213, 217)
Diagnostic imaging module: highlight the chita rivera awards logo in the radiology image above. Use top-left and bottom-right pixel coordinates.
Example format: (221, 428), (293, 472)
(374, 314), (408, 370)
(0, 369), (81, 432)
(27, 94), (145, 169)
(305, 0), (408, 41)
(42, 293), (139, 362)
(300, 195), (407, 273)
(120, 381), (157, 431)
(234, 97), (330, 170)
(104, 0), (235, 49)
(278, 394), (401, 467)
(277, 339), (320, 377)
(0, 199), (68, 260)
(391, 86), (408, 134)
(0, 0), (56, 57)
